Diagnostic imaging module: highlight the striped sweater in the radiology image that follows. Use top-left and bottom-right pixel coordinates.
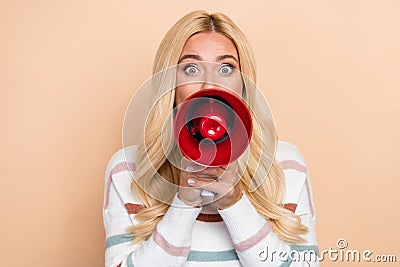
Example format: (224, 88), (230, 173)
(103, 141), (319, 266)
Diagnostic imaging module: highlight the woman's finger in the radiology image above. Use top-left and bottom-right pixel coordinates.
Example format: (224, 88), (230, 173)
(187, 177), (232, 195)
(216, 161), (240, 184)
(180, 157), (208, 172)
(180, 158), (225, 178)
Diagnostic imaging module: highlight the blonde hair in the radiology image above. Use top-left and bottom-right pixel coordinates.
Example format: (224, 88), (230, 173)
(128, 10), (308, 244)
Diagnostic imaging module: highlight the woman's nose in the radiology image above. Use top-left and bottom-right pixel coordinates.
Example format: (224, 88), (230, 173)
(201, 82), (216, 90)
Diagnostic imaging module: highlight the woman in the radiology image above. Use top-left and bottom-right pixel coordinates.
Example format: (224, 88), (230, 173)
(103, 10), (319, 267)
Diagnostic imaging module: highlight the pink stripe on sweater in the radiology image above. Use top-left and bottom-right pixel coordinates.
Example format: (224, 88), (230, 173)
(124, 203), (224, 222)
(282, 203), (298, 213)
(153, 228), (191, 257)
(104, 161), (135, 209)
(234, 221), (271, 252)
(279, 160), (307, 173)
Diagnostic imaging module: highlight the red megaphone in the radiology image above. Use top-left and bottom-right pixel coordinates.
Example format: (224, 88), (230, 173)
(174, 88), (253, 168)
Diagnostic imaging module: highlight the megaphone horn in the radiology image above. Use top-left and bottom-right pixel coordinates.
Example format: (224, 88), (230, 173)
(174, 88), (253, 168)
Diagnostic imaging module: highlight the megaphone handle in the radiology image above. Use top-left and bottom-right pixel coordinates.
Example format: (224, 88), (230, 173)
(201, 189), (215, 197)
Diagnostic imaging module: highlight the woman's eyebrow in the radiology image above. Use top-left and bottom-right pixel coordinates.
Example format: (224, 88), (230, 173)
(178, 54), (202, 63)
(216, 55), (239, 64)
(178, 54), (239, 64)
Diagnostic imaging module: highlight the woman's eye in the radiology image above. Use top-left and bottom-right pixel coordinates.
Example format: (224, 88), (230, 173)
(184, 65), (200, 75)
(219, 64), (234, 75)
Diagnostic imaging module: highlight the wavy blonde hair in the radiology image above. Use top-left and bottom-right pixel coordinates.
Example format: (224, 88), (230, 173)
(128, 10), (308, 245)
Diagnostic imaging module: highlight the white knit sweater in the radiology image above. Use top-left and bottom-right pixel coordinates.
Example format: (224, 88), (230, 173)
(103, 141), (319, 267)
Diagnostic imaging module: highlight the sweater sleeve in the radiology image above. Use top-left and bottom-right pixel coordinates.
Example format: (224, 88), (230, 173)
(217, 150), (319, 266)
(103, 148), (202, 267)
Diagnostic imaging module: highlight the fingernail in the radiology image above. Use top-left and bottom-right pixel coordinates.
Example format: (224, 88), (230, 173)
(186, 166), (194, 172)
(187, 178), (195, 185)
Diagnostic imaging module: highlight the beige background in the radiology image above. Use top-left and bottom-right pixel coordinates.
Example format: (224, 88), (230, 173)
(1, 1), (399, 266)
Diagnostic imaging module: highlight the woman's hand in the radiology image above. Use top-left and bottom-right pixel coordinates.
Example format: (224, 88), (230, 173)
(177, 158), (204, 207)
(177, 158), (243, 210)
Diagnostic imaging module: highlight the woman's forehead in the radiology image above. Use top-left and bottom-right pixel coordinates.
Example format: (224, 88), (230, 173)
(180, 32), (239, 62)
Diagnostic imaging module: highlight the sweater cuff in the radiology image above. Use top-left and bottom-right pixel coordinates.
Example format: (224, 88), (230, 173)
(156, 193), (202, 244)
(217, 192), (269, 243)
